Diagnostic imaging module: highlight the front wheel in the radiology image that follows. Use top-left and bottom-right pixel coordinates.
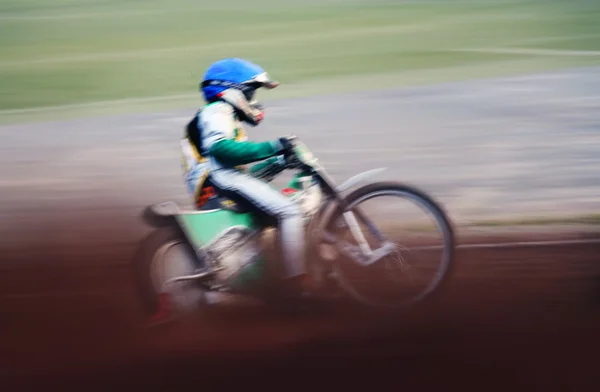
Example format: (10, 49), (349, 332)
(319, 182), (456, 309)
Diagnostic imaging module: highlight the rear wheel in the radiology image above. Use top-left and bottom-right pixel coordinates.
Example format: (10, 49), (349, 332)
(320, 182), (456, 309)
(131, 226), (207, 325)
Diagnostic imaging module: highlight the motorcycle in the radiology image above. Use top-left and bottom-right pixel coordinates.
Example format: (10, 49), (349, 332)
(132, 137), (456, 323)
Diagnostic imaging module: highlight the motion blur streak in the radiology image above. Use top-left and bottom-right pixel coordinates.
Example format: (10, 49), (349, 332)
(1, 0), (600, 390)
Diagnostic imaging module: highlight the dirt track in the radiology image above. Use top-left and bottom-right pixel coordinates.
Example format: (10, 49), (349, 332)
(1, 222), (599, 392)
(2, 67), (600, 390)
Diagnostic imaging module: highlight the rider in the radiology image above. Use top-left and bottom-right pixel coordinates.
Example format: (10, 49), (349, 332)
(180, 57), (306, 298)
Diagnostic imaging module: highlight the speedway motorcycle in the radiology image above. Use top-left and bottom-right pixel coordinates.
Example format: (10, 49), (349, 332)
(132, 137), (456, 322)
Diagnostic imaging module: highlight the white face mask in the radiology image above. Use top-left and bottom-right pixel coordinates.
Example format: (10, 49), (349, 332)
(204, 72), (279, 126)
(218, 88), (265, 126)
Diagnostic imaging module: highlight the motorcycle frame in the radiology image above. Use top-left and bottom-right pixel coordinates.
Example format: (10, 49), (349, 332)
(141, 143), (389, 291)
(142, 166), (388, 233)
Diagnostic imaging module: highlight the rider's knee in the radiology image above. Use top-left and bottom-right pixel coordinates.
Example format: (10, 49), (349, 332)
(279, 202), (302, 219)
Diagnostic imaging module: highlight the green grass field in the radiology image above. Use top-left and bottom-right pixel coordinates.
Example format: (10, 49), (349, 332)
(1, 0), (600, 122)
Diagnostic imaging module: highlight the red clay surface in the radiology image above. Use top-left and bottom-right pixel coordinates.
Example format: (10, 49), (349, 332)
(1, 215), (599, 391)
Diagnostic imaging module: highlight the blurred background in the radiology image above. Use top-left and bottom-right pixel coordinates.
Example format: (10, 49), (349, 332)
(2, 0), (600, 219)
(1, 0), (600, 390)
(2, 0), (599, 115)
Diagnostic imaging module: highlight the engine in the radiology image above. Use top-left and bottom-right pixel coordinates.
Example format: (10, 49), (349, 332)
(204, 226), (265, 291)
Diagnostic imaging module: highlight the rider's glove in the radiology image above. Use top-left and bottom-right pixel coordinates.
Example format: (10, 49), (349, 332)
(284, 152), (302, 169)
(276, 136), (295, 155)
(274, 136), (299, 168)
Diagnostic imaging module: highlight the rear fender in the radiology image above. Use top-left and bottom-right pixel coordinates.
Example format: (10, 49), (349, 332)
(141, 201), (181, 228)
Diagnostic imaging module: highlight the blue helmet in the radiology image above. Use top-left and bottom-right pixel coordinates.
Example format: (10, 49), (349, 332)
(200, 58), (279, 126)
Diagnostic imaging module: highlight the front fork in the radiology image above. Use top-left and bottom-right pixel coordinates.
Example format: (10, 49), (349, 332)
(342, 211), (373, 256)
(340, 209), (397, 267)
(315, 197), (395, 268)
(289, 173), (395, 268)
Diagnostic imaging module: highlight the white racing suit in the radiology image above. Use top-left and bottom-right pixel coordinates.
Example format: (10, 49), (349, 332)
(180, 101), (306, 282)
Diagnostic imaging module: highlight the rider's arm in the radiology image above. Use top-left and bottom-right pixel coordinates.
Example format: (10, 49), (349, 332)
(202, 103), (285, 166)
(249, 156), (286, 182)
(210, 138), (282, 166)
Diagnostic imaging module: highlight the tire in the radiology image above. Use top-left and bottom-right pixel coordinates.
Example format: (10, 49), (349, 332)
(324, 181), (456, 310)
(131, 226), (205, 324)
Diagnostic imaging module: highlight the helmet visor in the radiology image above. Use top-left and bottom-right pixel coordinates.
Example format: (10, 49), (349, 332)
(244, 72), (280, 90)
(242, 72), (279, 102)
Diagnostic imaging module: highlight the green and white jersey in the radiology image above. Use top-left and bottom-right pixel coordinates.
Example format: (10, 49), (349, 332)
(180, 101), (285, 200)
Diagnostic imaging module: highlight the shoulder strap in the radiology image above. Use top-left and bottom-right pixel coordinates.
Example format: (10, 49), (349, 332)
(185, 111), (203, 155)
